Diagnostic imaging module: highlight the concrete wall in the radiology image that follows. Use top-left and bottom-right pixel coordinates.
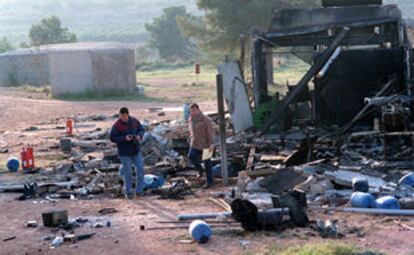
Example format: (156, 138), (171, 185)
(0, 54), (49, 86)
(0, 45), (136, 96)
(48, 51), (93, 97)
(90, 49), (136, 94)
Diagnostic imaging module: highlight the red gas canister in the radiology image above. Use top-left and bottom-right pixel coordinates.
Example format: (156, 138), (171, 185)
(66, 119), (73, 136)
(21, 146), (35, 170)
(26, 145), (35, 169)
(21, 147), (28, 170)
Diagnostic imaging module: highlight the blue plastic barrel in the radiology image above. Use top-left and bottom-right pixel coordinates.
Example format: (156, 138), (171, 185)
(351, 192), (375, 208)
(7, 157), (19, 172)
(189, 220), (212, 244)
(399, 172), (414, 187)
(375, 196), (400, 210)
(143, 174), (165, 190)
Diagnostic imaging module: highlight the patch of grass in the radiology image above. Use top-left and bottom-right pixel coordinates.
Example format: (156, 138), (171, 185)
(276, 242), (385, 255)
(54, 89), (164, 102)
(269, 56), (310, 95)
(138, 64), (216, 85)
(181, 82), (207, 88)
(23, 85), (51, 94)
(137, 61), (194, 72)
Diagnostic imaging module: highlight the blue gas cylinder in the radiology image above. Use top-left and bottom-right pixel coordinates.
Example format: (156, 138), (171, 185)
(399, 172), (414, 187)
(351, 192), (375, 208)
(183, 104), (190, 122)
(143, 174), (165, 190)
(189, 220), (212, 244)
(375, 196), (400, 210)
(7, 157), (19, 172)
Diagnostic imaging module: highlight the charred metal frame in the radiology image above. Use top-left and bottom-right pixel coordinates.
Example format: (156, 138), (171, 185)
(251, 3), (413, 134)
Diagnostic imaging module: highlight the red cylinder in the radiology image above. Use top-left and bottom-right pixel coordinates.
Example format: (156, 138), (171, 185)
(26, 145), (35, 168)
(21, 148), (28, 170)
(195, 63), (201, 74)
(66, 119), (73, 136)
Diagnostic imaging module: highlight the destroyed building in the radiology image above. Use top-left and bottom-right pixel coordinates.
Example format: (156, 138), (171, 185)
(0, 42), (136, 96)
(217, 0), (414, 182)
(248, 0), (414, 133)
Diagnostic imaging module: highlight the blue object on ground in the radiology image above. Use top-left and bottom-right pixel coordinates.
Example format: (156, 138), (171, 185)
(375, 196), (400, 210)
(352, 177), (369, 192)
(7, 157), (19, 172)
(212, 164), (222, 177)
(398, 172), (414, 187)
(189, 220), (212, 244)
(143, 174), (165, 190)
(351, 192), (375, 208)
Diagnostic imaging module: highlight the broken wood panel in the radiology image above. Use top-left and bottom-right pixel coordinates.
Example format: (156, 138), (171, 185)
(245, 146), (256, 172)
(260, 155), (286, 162)
(258, 168), (307, 194)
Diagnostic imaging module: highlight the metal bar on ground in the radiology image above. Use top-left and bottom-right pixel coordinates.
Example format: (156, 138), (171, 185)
(177, 208), (290, 221)
(177, 212), (233, 221)
(216, 74), (229, 186)
(310, 206), (414, 216)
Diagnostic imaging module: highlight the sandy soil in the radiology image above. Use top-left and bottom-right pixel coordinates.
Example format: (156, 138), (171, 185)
(0, 88), (414, 255)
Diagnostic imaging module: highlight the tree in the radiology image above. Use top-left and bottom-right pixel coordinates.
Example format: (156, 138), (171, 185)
(0, 37), (13, 53)
(145, 6), (195, 61)
(178, 0), (320, 58)
(29, 16), (77, 46)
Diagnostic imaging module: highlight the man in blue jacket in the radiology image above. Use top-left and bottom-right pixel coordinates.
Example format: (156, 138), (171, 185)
(110, 107), (145, 199)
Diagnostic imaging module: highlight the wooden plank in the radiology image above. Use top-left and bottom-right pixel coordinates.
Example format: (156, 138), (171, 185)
(260, 154), (286, 162)
(245, 146), (256, 172)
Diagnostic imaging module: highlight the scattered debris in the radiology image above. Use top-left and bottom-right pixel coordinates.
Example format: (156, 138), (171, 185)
(314, 219), (342, 239)
(42, 209), (68, 227)
(98, 208), (118, 215)
(3, 236), (16, 242)
(26, 220), (38, 228)
(51, 236), (64, 248)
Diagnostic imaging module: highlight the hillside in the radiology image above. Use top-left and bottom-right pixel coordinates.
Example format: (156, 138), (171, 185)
(0, 0), (412, 46)
(0, 0), (198, 45)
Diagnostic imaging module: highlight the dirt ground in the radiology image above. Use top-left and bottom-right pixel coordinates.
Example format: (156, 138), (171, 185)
(1, 88), (414, 255)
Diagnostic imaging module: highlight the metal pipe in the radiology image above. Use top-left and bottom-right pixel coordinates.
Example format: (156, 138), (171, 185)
(342, 208), (414, 216)
(177, 212), (233, 221)
(311, 206), (414, 216)
(177, 208), (290, 221)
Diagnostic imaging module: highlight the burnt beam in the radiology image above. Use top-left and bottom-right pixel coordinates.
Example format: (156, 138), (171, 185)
(322, 0), (382, 7)
(259, 27), (350, 135)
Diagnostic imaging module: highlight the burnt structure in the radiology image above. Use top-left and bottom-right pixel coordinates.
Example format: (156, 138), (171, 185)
(252, 0), (414, 133)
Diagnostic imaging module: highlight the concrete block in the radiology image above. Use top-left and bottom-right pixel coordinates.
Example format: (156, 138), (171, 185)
(42, 209), (68, 227)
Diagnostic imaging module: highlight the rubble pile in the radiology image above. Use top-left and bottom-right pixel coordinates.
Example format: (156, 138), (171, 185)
(0, 113), (205, 201)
